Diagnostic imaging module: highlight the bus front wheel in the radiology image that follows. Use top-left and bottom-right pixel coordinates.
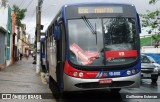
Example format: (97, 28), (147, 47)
(49, 76), (62, 98)
(110, 88), (121, 93)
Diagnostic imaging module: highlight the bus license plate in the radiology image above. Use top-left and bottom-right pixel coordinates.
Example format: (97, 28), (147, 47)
(99, 79), (112, 84)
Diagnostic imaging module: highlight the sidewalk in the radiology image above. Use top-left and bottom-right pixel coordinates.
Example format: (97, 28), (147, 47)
(0, 56), (55, 102)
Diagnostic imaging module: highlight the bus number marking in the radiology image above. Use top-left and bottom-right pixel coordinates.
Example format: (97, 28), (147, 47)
(109, 72), (121, 76)
(78, 8), (88, 14)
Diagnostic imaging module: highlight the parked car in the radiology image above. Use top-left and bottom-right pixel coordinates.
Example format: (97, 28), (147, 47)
(141, 54), (160, 83)
(146, 56), (160, 75)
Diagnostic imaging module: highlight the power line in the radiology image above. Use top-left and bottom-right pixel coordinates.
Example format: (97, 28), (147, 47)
(26, 8), (36, 32)
(25, 0), (34, 9)
(24, 0), (35, 31)
(19, 0), (25, 7)
(27, 27), (35, 34)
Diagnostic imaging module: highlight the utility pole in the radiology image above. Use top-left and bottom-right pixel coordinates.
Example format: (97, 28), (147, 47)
(36, 0), (42, 74)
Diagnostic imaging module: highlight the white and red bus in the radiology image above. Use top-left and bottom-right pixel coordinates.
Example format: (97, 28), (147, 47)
(46, 2), (141, 93)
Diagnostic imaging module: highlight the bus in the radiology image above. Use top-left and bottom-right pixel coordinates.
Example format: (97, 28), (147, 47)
(46, 2), (141, 93)
(40, 37), (47, 73)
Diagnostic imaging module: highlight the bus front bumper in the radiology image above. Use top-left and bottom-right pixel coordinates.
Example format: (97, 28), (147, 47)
(63, 72), (141, 91)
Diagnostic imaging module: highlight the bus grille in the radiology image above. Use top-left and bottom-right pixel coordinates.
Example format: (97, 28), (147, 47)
(75, 81), (134, 89)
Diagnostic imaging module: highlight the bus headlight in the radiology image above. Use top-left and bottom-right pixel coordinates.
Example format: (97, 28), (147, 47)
(132, 69), (136, 74)
(79, 72), (84, 77)
(73, 72), (78, 77)
(127, 70), (131, 75)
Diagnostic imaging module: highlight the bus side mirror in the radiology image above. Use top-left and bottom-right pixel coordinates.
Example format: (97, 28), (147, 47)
(54, 26), (60, 41)
(57, 17), (62, 25)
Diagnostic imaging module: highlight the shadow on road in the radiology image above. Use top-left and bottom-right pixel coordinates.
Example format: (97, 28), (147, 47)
(151, 82), (158, 87)
(55, 90), (124, 102)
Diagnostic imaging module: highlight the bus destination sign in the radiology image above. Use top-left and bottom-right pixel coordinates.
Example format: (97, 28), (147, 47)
(78, 6), (123, 14)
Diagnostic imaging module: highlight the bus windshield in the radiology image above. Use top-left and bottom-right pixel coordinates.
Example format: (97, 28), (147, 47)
(68, 17), (138, 67)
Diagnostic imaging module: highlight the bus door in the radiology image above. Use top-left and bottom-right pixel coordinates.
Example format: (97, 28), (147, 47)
(54, 22), (66, 89)
(48, 28), (57, 81)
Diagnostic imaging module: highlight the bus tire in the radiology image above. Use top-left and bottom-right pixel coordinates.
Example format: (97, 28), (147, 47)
(110, 88), (121, 93)
(49, 76), (61, 98)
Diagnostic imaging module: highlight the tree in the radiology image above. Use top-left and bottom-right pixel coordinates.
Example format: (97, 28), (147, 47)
(1, 0), (6, 7)
(149, 0), (159, 4)
(141, 0), (160, 47)
(12, 5), (27, 39)
(12, 5), (27, 28)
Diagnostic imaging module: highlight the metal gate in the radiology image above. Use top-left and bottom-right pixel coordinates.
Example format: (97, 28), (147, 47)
(0, 32), (5, 64)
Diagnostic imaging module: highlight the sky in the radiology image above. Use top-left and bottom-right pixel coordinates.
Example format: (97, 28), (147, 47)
(7, 0), (160, 40)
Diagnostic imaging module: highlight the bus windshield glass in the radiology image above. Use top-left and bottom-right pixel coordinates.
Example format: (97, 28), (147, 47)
(68, 17), (138, 67)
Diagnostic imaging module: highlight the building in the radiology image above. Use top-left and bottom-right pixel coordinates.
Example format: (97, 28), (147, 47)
(11, 11), (18, 63)
(0, 27), (7, 69)
(18, 25), (31, 57)
(0, 3), (12, 67)
(18, 25), (26, 56)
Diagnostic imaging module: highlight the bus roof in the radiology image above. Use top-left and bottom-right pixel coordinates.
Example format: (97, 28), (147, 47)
(63, 2), (135, 7)
(46, 2), (136, 32)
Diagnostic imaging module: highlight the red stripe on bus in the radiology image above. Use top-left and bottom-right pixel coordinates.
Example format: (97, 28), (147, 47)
(64, 61), (98, 78)
(105, 50), (137, 60)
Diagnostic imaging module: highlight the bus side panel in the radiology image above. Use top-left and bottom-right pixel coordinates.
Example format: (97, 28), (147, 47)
(47, 36), (57, 82)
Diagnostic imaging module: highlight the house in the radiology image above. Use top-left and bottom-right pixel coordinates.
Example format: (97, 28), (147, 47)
(11, 11), (18, 63)
(18, 25), (31, 57)
(0, 4), (12, 67)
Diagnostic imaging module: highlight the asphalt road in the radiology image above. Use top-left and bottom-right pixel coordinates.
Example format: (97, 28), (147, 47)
(0, 57), (160, 102)
(56, 77), (160, 102)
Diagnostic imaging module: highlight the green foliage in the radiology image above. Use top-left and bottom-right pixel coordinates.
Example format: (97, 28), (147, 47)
(140, 37), (152, 47)
(149, 0), (159, 4)
(141, 10), (160, 30)
(141, 1), (160, 47)
(2, 0), (6, 7)
(152, 35), (160, 42)
(140, 36), (160, 47)
(141, 0), (160, 46)
(12, 5), (27, 27)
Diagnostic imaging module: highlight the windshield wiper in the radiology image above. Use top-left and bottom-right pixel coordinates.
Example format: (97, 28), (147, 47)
(81, 16), (98, 45)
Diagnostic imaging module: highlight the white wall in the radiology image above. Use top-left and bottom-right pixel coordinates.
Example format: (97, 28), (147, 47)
(0, 6), (13, 66)
(0, 6), (9, 65)
(141, 46), (160, 54)
(0, 7), (8, 30)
